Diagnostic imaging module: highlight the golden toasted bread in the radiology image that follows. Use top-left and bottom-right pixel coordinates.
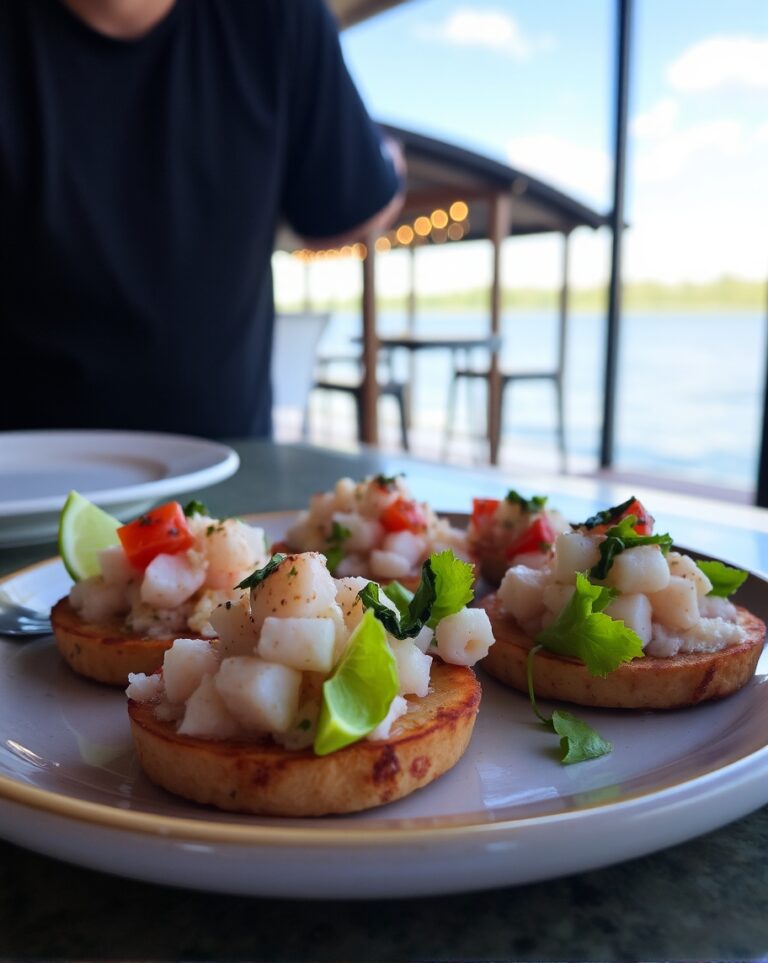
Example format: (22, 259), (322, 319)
(128, 660), (481, 816)
(52, 597), (202, 686)
(479, 594), (765, 709)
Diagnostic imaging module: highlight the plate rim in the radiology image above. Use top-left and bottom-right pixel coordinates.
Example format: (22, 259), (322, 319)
(0, 429), (239, 518)
(2, 516), (768, 851)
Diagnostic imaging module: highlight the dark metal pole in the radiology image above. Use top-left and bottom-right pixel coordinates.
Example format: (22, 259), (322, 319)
(600, 0), (632, 467)
(754, 273), (768, 505)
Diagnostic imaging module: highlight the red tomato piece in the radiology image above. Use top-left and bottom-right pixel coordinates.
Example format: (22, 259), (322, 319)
(380, 497), (427, 533)
(471, 497), (500, 530)
(504, 515), (556, 558)
(117, 501), (195, 570)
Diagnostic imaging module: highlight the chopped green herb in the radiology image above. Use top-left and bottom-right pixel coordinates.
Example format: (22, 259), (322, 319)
(358, 550), (474, 639)
(696, 559), (748, 597)
(183, 499), (210, 518)
(526, 645), (612, 764)
(580, 495), (638, 530)
(382, 580), (414, 621)
(505, 490), (548, 513)
(373, 473), (402, 488)
(589, 516), (673, 580)
(236, 553), (287, 589)
(287, 565), (298, 578)
(536, 571), (644, 676)
(324, 521), (352, 572)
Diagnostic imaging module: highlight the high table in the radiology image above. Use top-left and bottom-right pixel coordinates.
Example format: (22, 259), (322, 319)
(2, 439), (768, 962)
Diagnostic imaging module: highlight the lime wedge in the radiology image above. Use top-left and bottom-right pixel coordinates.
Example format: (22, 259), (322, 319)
(314, 608), (399, 756)
(58, 490), (122, 582)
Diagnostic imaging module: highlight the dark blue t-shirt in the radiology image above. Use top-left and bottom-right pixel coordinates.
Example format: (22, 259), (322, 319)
(0, 0), (399, 437)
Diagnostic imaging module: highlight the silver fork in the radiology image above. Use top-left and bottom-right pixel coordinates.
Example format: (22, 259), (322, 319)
(0, 599), (53, 637)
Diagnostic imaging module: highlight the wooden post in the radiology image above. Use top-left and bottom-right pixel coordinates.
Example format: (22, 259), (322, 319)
(488, 192), (511, 464)
(360, 236), (379, 445)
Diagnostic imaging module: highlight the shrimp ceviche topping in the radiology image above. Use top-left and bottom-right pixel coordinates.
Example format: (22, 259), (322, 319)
(69, 500), (268, 638)
(127, 549), (494, 753)
(499, 495), (749, 658)
(467, 490), (571, 584)
(282, 474), (467, 582)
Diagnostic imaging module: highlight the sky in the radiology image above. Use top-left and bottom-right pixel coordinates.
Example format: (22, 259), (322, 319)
(317, 0), (768, 294)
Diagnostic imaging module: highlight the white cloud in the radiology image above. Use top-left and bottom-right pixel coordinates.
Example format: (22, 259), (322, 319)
(423, 8), (554, 60)
(505, 135), (611, 207)
(667, 36), (768, 92)
(631, 98), (679, 140)
(634, 119), (746, 184)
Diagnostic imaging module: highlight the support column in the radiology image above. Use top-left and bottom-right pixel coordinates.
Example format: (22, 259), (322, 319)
(360, 237), (379, 445)
(488, 192), (511, 465)
(600, 0), (633, 467)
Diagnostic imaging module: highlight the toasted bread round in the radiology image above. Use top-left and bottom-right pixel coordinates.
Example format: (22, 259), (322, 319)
(479, 594), (765, 709)
(51, 597), (202, 686)
(128, 661), (481, 816)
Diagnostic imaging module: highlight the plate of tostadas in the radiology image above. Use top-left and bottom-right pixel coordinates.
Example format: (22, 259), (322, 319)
(1, 510), (768, 899)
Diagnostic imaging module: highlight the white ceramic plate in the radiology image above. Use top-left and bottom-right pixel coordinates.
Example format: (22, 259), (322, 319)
(1, 512), (767, 898)
(0, 430), (239, 546)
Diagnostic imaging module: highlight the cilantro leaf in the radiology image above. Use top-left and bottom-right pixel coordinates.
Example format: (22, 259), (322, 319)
(358, 550), (475, 639)
(535, 572), (644, 676)
(183, 499), (210, 517)
(506, 490), (548, 513)
(236, 553), (287, 589)
(382, 580), (414, 621)
(547, 710), (613, 764)
(580, 495), (637, 530)
(589, 516), (673, 580)
(696, 559), (748, 598)
(372, 473), (402, 488)
(324, 521), (351, 573)
(426, 550), (475, 628)
(526, 645), (612, 764)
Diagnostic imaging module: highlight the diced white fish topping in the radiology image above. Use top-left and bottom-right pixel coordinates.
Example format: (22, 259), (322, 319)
(367, 695), (409, 741)
(127, 550), (496, 750)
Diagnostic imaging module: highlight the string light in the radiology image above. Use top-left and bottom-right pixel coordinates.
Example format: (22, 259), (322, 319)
(290, 199), (472, 260)
(449, 200), (469, 221)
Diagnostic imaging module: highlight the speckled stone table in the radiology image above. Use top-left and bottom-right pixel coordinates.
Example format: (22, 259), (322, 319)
(2, 440), (768, 962)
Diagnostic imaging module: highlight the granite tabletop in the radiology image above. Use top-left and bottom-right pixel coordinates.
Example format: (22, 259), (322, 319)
(2, 439), (768, 962)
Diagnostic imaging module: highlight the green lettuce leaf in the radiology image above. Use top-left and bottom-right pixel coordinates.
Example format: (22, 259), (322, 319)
(535, 572), (644, 676)
(314, 609), (398, 755)
(358, 550), (475, 639)
(696, 559), (748, 597)
(590, 515), (673, 580)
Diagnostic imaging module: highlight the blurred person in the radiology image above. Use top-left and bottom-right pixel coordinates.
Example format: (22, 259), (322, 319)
(0, 0), (404, 437)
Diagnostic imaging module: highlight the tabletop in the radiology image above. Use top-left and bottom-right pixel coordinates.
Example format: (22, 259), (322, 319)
(2, 438), (768, 962)
(375, 332), (503, 353)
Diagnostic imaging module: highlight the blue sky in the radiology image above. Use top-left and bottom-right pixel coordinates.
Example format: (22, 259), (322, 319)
(336, 1), (768, 288)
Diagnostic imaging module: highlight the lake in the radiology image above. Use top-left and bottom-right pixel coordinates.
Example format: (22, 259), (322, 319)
(313, 308), (767, 495)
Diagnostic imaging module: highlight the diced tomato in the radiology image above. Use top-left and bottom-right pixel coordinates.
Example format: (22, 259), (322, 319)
(269, 540), (291, 555)
(504, 515), (556, 558)
(471, 498), (500, 530)
(380, 497), (427, 533)
(117, 501), (195, 570)
(591, 497), (654, 535)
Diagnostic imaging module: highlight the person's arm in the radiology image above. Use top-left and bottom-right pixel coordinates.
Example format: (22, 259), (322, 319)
(280, 0), (405, 248)
(300, 137), (405, 250)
